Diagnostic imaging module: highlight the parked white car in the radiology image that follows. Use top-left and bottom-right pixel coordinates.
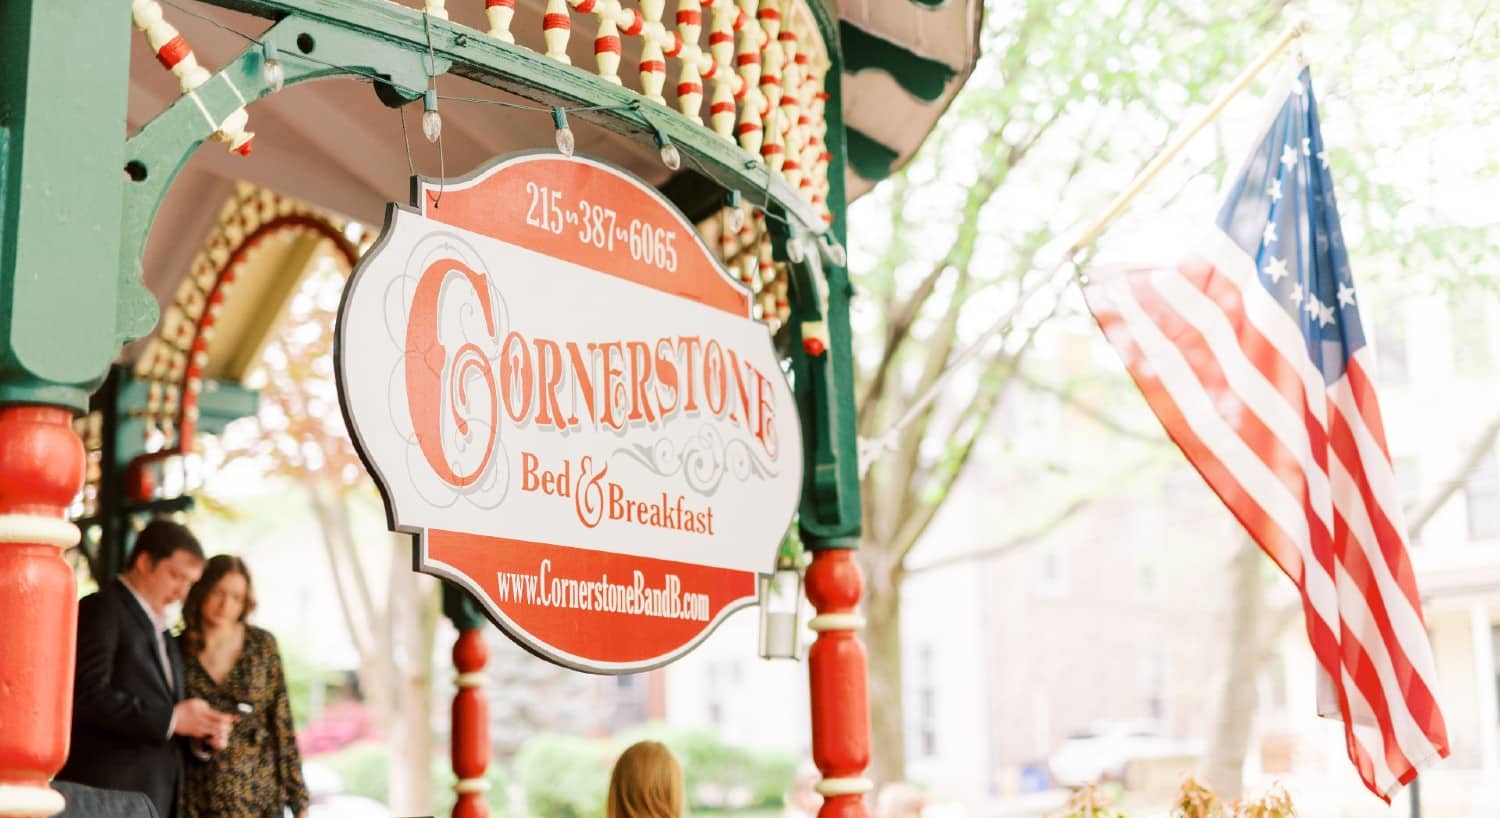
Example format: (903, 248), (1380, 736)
(1046, 722), (1200, 788)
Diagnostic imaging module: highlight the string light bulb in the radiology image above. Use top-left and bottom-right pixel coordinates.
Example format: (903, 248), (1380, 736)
(260, 41), (284, 93)
(421, 88), (442, 143)
(725, 190), (745, 233)
(822, 234), (847, 267)
(552, 107), (575, 157)
(654, 130), (681, 171)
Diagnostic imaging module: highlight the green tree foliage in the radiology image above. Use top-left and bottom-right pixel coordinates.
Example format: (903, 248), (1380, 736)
(848, 0), (1500, 787)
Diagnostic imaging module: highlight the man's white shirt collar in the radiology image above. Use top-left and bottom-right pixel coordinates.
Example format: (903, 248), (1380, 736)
(119, 576), (168, 633)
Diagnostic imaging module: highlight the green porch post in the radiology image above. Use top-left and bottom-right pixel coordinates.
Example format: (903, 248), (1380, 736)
(0, 2), (140, 815)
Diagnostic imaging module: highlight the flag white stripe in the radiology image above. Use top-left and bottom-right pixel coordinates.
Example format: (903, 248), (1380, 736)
(1149, 268), (1334, 529)
(1325, 438), (1436, 678)
(1332, 352), (1408, 534)
(1112, 269), (1441, 775)
(1331, 557), (1440, 767)
(1194, 227), (1329, 427)
(1342, 674), (1399, 796)
(1109, 274), (1341, 634)
(1105, 278), (1343, 636)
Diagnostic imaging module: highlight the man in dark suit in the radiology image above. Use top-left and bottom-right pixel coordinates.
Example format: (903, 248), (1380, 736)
(57, 520), (234, 818)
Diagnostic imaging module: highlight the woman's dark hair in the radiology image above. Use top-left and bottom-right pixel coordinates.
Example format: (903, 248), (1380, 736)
(180, 554), (257, 655)
(127, 518), (205, 571)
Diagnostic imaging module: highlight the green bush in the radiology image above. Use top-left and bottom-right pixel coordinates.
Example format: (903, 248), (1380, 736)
(313, 741), (508, 817)
(514, 734), (615, 818)
(316, 741), (389, 804)
(512, 725), (797, 817)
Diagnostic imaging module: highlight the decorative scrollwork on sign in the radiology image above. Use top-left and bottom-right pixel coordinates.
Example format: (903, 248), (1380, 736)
(616, 425), (776, 497)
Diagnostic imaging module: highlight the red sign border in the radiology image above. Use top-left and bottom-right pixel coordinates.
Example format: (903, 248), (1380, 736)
(334, 152), (799, 674)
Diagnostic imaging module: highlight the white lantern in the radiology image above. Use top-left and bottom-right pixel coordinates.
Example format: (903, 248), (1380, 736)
(757, 550), (803, 660)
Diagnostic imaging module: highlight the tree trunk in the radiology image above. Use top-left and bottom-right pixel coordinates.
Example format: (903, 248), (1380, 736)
(1201, 539), (1264, 800)
(385, 533), (435, 814)
(863, 557), (907, 789)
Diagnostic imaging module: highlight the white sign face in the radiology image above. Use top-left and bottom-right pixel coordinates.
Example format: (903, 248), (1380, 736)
(335, 154), (803, 673)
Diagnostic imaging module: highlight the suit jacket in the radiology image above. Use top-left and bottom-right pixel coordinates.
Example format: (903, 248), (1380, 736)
(54, 780), (162, 818)
(57, 580), (187, 818)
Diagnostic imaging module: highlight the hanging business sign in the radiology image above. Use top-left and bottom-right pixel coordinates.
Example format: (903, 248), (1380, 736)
(335, 153), (803, 673)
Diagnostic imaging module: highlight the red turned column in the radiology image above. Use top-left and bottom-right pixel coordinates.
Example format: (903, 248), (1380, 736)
(805, 548), (872, 818)
(451, 629), (491, 818)
(0, 407), (86, 818)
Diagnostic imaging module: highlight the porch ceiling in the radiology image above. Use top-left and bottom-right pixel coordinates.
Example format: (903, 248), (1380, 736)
(131, 0), (981, 367)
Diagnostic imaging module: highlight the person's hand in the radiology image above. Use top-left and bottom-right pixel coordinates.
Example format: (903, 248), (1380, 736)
(206, 719), (232, 751)
(172, 698), (234, 739)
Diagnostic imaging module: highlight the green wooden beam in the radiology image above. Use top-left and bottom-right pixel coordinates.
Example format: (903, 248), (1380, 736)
(195, 0), (829, 232)
(839, 20), (957, 104)
(0, 0), (144, 410)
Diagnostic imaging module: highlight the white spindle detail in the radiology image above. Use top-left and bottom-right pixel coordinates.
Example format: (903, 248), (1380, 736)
(707, 0), (739, 138)
(543, 0), (573, 64)
(425, 0), (449, 19)
(131, 0), (253, 154)
(734, 1), (766, 157)
(639, 0), (671, 103)
(485, 0), (516, 43)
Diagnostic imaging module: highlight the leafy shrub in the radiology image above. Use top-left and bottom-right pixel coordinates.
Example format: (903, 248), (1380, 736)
(514, 733), (615, 818)
(512, 725), (798, 818)
(312, 740), (509, 817)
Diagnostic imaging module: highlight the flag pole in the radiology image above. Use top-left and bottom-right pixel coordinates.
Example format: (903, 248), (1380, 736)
(1066, 19), (1310, 257)
(856, 18), (1310, 477)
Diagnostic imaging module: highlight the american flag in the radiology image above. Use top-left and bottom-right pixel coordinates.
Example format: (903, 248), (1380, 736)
(1082, 68), (1449, 799)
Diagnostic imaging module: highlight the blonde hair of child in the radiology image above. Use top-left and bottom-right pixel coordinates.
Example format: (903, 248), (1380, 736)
(607, 741), (686, 818)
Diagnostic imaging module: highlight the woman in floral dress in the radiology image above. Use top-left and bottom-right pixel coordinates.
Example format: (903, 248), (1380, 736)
(177, 555), (309, 818)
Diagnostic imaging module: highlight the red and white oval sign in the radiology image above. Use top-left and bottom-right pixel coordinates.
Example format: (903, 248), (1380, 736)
(336, 154), (803, 673)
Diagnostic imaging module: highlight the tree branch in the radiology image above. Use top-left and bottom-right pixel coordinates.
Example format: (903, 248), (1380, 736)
(1407, 409), (1500, 535)
(903, 494), (1096, 576)
(1015, 369), (1172, 445)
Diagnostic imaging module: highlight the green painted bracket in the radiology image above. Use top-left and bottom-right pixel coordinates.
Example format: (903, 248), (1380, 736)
(846, 127), (901, 183)
(202, 0), (828, 233)
(773, 225), (860, 551)
(839, 20), (957, 103)
(120, 15), (440, 346)
(0, 0), (135, 409)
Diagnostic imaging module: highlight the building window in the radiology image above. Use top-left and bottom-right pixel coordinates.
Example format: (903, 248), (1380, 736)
(1493, 625), (1500, 724)
(1039, 542), (1070, 598)
(916, 644), (937, 758)
(1143, 654), (1166, 722)
(1464, 452), (1500, 540)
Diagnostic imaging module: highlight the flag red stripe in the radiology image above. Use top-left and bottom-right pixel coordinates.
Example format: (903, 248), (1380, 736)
(1137, 266), (1441, 761)
(1125, 271), (1335, 581)
(1328, 498), (1446, 745)
(1087, 296), (1306, 579)
(1089, 268), (1441, 798)
(1179, 258), (1332, 471)
(1327, 406), (1424, 613)
(1343, 357), (1392, 460)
